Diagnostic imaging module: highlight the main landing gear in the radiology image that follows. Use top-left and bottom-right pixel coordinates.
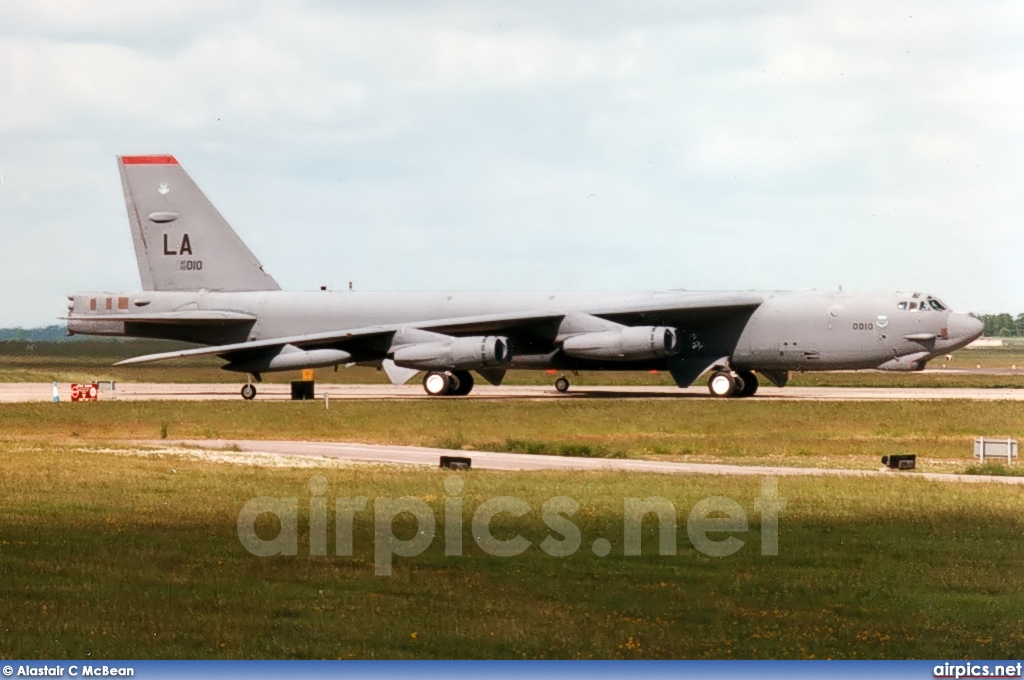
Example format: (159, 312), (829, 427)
(707, 369), (758, 398)
(423, 370), (475, 396)
(554, 376), (571, 393)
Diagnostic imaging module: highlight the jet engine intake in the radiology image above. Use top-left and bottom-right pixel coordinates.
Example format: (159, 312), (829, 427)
(562, 326), (678, 361)
(392, 335), (511, 370)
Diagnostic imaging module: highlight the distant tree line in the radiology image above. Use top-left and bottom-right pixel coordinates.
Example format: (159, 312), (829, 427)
(0, 325), (84, 342)
(978, 314), (1024, 337)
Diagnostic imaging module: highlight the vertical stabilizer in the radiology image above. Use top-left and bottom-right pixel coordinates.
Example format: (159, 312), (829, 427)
(119, 155), (280, 292)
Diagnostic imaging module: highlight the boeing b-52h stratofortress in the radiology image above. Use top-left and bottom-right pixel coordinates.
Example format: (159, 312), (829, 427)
(66, 155), (983, 399)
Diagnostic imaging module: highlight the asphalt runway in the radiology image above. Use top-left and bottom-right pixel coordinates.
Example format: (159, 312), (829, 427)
(5, 381), (1024, 402)
(160, 438), (1024, 485)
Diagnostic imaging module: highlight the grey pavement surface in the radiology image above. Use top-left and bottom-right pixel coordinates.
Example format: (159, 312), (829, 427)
(7, 381), (1024, 402)
(157, 438), (1024, 485)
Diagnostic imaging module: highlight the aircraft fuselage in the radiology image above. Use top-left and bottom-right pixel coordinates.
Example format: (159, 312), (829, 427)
(66, 288), (982, 374)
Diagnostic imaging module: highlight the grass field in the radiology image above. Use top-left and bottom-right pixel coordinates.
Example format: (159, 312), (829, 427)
(3, 351), (1024, 659)
(2, 398), (1023, 472)
(4, 340), (1024, 388)
(1, 443), (1022, 659)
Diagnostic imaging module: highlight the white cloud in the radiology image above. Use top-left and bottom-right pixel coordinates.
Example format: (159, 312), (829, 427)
(1, 0), (1023, 326)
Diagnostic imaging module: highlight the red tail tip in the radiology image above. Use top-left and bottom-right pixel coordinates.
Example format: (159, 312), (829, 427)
(120, 155), (179, 165)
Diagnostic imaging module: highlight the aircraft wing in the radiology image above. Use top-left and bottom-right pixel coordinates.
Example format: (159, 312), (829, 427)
(113, 312), (565, 366)
(114, 324), (403, 365)
(115, 293), (763, 366)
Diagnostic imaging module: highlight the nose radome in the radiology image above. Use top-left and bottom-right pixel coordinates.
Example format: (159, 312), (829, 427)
(947, 313), (984, 342)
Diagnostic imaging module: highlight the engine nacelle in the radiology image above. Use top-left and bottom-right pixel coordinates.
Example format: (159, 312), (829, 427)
(392, 336), (511, 370)
(562, 326), (678, 361)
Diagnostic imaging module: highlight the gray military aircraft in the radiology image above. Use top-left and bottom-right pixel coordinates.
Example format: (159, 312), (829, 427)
(65, 155), (983, 399)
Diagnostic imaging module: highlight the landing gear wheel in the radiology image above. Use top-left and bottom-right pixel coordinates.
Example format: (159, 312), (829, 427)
(736, 370), (759, 397)
(240, 384), (257, 401)
(450, 370), (474, 396)
(423, 371), (451, 396)
(708, 371), (737, 398)
(554, 376), (571, 393)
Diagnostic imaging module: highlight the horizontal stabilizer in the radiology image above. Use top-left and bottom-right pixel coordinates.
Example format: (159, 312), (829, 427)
(67, 311), (256, 325)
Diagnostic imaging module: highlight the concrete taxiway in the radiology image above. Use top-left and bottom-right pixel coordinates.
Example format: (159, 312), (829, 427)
(5, 382), (1024, 402)
(159, 438), (1024, 485)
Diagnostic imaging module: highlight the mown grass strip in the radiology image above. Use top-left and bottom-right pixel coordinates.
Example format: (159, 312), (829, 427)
(2, 399), (1023, 472)
(1, 444), (1023, 659)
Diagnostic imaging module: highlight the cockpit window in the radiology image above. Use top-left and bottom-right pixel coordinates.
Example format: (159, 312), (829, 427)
(928, 298), (947, 311)
(897, 302), (908, 310)
(908, 301), (918, 310)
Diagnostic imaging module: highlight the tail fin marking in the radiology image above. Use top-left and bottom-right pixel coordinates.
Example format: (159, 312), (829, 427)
(118, 155), (280, 292)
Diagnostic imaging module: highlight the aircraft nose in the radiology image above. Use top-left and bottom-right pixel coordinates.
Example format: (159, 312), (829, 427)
(947, 313), (984, 343)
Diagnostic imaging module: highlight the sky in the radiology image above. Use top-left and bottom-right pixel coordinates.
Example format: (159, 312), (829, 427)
(1, 0), (1023, 326)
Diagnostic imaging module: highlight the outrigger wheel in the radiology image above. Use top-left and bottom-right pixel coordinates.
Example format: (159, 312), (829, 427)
(241, 384), (257, 400)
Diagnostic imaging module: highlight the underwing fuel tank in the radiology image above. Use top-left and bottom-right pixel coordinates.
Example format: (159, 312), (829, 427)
(224, 344), (352, 373)
(562, 326), (678, 361)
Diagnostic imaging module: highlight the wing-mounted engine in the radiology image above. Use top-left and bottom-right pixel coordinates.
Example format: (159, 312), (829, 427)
(390, 328), (512, 370)
(553, 312), (679, 361)
(562, 326), (679, 361)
